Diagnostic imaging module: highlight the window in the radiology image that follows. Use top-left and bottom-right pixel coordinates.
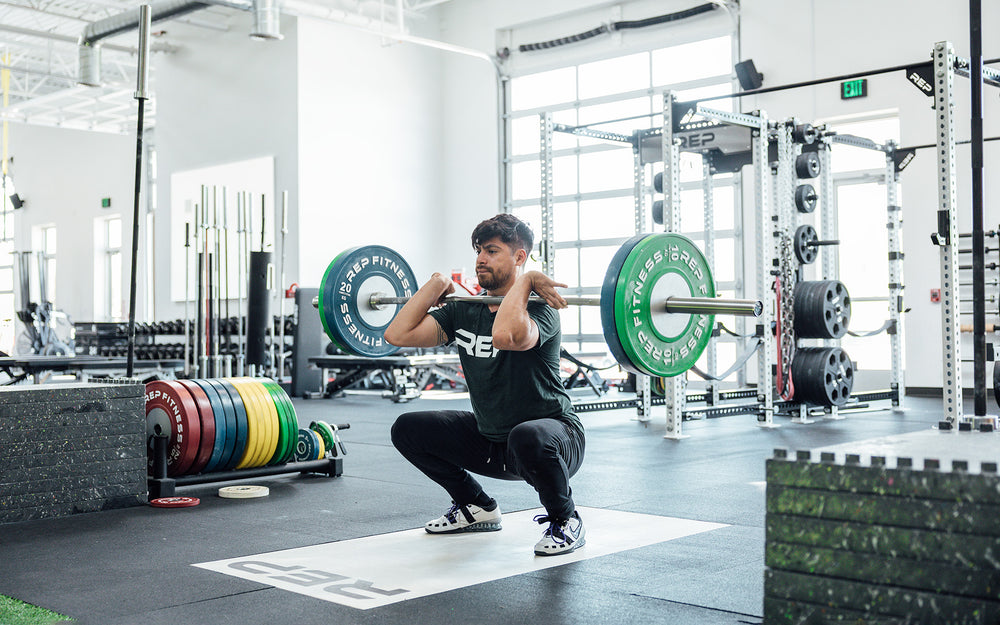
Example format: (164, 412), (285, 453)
(0, 180), (14, 324)
(504, 35), (737, 352)
(824, 115), (901, 373)
(34, 225), (56, 304)
(101, 217), (123, 321)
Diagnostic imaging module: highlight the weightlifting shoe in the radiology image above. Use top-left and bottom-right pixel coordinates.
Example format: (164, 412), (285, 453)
(533, 510), (585, 556)
(425, 501), (502, 534)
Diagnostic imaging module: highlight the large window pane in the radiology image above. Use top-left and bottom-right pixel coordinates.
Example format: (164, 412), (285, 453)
(712, 238), (735, 283)
(512, 161), (540, 201)
(560, 306), (580, 335)
(580, 305), (603, 335)
(837, 183), (888, 293)
(712, 186), (736, 230)
(579, 197), (634, 239)
(580, 245), (618, 288)
(553, 155), (578, 197)
(554, 248), (579, 287)
(511, 116), (540, 156)
(578, 149), (633, 194)
(511, 67), (576, 111)
(578, 52), (649, 100)
(680, 188), (704, 231)
(108, 217), (122, 249)
(651, 37), (732, 85)
(110, 251), (122, 320)
(552, 202), (579, 242)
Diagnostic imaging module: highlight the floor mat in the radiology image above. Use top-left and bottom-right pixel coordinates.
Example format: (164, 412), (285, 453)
(193, 506), (727, 609)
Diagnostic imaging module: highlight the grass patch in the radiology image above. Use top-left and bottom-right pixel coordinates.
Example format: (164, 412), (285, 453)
(0, 595), (72, 624)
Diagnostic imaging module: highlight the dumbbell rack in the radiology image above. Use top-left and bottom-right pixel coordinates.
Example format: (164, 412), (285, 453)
(147, 424), (348, 499)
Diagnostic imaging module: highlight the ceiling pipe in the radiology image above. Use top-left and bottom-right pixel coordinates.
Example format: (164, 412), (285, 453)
(78, 0), (260, 86)
(78, 0), (496, 87)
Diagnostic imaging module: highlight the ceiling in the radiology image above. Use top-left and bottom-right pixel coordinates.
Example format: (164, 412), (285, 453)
(0, 0), (449, 134)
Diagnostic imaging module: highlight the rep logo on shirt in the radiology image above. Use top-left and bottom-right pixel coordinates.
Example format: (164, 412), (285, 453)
(454, 329), (499, 358)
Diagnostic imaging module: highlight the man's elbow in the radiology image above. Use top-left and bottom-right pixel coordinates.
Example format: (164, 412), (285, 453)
(493, 328), (530, 351)
(384, 325), (403, 346)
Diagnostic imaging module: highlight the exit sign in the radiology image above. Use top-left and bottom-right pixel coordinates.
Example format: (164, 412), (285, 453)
(841, 78), (868, 99)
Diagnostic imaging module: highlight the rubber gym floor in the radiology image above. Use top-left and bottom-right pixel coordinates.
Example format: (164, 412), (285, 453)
(0, 390), (946, 625)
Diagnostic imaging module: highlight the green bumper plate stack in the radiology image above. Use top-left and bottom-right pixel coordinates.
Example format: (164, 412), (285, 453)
(764, 449), (1000, 624)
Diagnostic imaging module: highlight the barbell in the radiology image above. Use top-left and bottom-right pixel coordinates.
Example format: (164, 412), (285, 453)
(314, 232), (762, 378)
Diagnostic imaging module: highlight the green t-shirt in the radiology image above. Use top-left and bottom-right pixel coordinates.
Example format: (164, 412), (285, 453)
(429, 299), (582, 442)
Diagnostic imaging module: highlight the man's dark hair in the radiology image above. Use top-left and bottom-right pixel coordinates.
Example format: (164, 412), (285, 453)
(471, 214), (534, 254)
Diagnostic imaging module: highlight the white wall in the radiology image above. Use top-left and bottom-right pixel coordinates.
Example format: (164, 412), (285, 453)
(154, 11), (299, 322)
(438, 0), (1000, 391)
(7, 123), (136, 321)
(296, 16), (445, 288)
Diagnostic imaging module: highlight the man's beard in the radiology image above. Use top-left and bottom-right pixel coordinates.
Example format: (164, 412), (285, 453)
(477, 267), (511, 291)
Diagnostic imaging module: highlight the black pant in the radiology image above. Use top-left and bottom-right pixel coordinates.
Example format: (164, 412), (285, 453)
(391, 410), (585, 520)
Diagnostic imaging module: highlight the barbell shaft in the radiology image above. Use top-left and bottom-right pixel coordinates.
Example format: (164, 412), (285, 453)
(309, 293), (762, 317)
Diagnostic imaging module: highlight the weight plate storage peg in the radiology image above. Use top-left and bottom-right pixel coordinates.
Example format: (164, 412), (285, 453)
(795, 152), (821, 179)
(602, 232), (717, 378)
(793, 225), (819, 265)
(793, 280), (851, 339)
(790, 346), (854, 406)
(319, 245), (417, 358)
(794, 184), (817, 213)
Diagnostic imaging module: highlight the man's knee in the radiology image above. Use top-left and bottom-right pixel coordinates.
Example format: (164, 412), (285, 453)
(390, 412), (422, 450)
(508, 421), (553, 461)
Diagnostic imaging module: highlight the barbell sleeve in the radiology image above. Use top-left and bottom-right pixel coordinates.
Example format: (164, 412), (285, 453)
(311, 294), (762, 317)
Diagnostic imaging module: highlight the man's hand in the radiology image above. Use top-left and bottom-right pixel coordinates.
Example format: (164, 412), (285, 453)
(430, 272), (456, 307)
(523, 271), (568, 309)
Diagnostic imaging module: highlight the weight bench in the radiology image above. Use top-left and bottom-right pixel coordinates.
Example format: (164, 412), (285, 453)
(308, 354), (463, 402)
(560, 349), (610, 397)
(0, 355), (184, 384)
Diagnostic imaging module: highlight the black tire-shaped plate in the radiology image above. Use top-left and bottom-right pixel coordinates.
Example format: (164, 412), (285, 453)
(203, 378), (239, 471)
(217, 379), (250, 471)
(319, 245), (417, 357)
(190, 379), (229, 473)
(795, 184), (817, 213)
(794, 224), (818, 265)
(600, 234), (649, 376)
(795, 151), (821, 179)
(295, 428), (316, 461)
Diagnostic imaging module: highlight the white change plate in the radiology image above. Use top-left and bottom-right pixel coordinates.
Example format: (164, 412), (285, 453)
(193, 506), (727, 610)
